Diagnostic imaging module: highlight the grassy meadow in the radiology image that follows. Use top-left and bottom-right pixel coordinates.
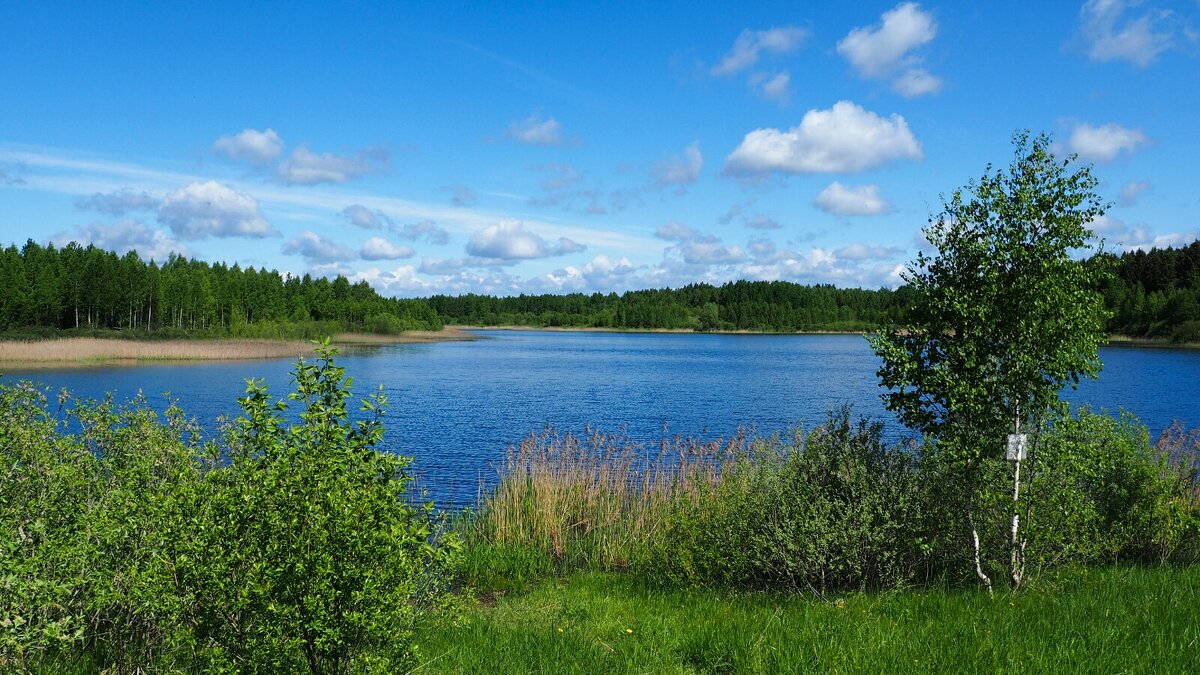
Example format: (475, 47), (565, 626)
(415, 566), (1200, 674)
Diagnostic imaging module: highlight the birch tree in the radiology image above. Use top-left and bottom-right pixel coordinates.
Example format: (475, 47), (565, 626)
(869, 131), (1110, 592)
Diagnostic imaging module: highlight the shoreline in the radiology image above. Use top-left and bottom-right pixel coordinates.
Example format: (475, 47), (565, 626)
(459, 325), (1200, 348)
(452, 324), (868, 335)
(0, 327), (477, 369)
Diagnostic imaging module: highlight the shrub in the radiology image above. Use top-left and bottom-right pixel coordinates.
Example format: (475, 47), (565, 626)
(0, 341), (459, 672)
(639, 409), (928, 592)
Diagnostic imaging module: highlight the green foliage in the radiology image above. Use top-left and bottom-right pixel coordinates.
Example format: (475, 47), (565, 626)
(871, 131), (1109, 458)
(181, 340), (456, 672)
(869, 131), (1112, 588)
(0, 342), (459, 672)
(639, 409), (928, 592)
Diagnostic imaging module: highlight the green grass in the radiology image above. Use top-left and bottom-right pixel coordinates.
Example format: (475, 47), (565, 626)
(415, 566), (1200, 674)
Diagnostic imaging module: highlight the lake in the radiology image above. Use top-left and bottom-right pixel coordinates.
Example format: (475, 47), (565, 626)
(4, 330), (1198, 507)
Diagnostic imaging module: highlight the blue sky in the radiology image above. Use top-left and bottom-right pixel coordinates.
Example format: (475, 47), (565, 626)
(2, 1), (1197, 297)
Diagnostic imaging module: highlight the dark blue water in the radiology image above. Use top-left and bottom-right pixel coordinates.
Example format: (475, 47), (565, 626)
(4, 331), (1198, 506)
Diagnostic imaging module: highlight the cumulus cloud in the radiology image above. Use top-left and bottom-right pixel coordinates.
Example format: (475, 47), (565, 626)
(74, 189), (158, 215)
(359, 236), (415, 261)
(813, 182), (891, 216)
(282, 231), (357, 264)
(1067, 122), (1149, 162)
(341, 205), (449, 244)
(52, 219), (184, 261)
(1079, 0), (1187, 67)
(213, 128), (285, 165)
(723, 100), (922, 175)
(506, 113), (564, 145)
(834, 243), (903, 260)
(348, 265), (430, 297)
(157, 181), (273, 239)
(652, 142), (703, 191)
(680, 241), (748, 265)
(1118, 180), (1151, 206)
(1088, 214), (1199, 251)
(466, 220), (585, 260)
(277, 144), (389, 184)
(837, 3), (942, 97)
(711, 25), (810, 75)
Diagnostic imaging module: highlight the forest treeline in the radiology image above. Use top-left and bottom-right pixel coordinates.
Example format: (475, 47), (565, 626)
(429, 241), (1200, 340)
(1102, 240), (1200, 342)
(429, 281), (915, 332)
(0, 240), (441, 337)
(1, 239), (1197, 341)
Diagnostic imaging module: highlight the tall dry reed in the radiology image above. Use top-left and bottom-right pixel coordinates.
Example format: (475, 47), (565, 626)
(467, 426), (753, 570)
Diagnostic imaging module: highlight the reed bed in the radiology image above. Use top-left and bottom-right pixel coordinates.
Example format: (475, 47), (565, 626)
(466, 426), (755, 571)
(0, 337), (315, 364)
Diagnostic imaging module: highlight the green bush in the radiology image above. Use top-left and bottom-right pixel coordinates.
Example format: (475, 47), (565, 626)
(638, 409), (928, 592)
(0, 342), (459, 672)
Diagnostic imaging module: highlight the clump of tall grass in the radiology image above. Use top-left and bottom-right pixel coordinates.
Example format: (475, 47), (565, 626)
(461, 426), (750, 577)
(461, 407), (1200, 595)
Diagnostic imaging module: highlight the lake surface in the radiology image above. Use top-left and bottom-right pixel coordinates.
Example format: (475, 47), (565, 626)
(4, 330), (1198, 507)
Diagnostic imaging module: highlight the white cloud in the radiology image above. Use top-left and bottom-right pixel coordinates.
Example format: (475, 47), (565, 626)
(1086, 214), (1199, 251)
(75, 188), (158, 215)
(277, 144), (389, 185)
(1079, 0), (1182, 67)
(835, 243), (902, 260)
(652, 142), (703, 190)
(813, 182), (891, 216)
(723, 100), (922, 175)
(891, 67), (942, 97)
(343, 204), (386, 229)
(1067, 122), (1149, 162)
(213, 128), (285, 166)
(343, 205), (449, 244)
(349, 265), (430, 297)
(1118, 179), (1151, 206)
(681, 241), (748, 265)
(52, 219), (184, 261)
(360, 236), (415, 261)
(752, 71), (792, 103)
(655, 221), (698, 241)
(711, 25), (810, 76)
(466, 220), (585, 260)
(506, 113), (564, 145)
(157, 181), (273, 239)
(282, 230), (356, 264)
(837, 3), (941, 97)
(396, 220), (450, 245)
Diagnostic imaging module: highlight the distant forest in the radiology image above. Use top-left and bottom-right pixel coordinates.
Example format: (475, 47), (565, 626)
(2, 239), (1198, 342)
(1102, 240), (1200, 342)
(428, 282), (910, 332)
(0, 240), (441, 337)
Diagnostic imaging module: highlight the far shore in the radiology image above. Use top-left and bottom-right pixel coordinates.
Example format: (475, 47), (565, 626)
(0, 327), (477, 369)
(457, 324), (1200, 348)
(451, 324), (868, 335)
